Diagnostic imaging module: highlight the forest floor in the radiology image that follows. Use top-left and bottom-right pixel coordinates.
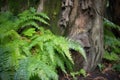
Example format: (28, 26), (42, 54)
(60, 60), (120, 80)
(77, 68), (120, 80)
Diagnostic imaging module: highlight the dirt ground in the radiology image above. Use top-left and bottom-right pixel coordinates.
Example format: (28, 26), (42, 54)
(60, 69), (120, 80)
(78, 70), (120, 80)
(59, 61), (120, 80)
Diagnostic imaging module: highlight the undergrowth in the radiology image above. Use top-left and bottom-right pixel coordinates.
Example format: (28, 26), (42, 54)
(103, 18), (120, 71)
(0, 8), (86, 80)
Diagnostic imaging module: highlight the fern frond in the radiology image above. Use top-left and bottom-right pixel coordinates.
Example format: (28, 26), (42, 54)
(0, 39), (24, 72)
(17, 16), (49, 26)
(22, 28), (36, 37)
(53, 37), (74, 64)
(15, 56), (58, 80)
(103, 51), (120, 61)
(104, 18), (120, 61)
(21, 21), (40, 30)
(104, 36), (120, 46)
(68, 40), (87, 61)
(35, 12), (50, 20)
(28, 34), (54, 49)
(0, 12), (17, 34)
(18, 10), (33, 18)
(104, 18), (120, 30)
(44, 42), (55, 63)
(54, 55), (67, 73)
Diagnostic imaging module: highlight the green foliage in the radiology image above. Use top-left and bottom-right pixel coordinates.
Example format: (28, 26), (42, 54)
(70, 69), (87, 80)
(103, 51), (119, 61)
(104, 18), (120, 30)
(113, 64), (120, 72)
(0, 8), (86, 80)
(97, 64), (105, 72)
(68, 40), (87, 61)
(104, 18), (120, 71)
(22, 28), (36, 37)
(104, 18), (120, 61)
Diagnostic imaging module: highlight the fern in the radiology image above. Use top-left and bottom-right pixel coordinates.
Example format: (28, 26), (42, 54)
(103, 51), (119, 61)
(20, 21), (40, 30)
(22, 28), (36, 37)
(35, 12), (50, 20)
(103, 18), (120, 62)
(104, 18), (120, 30)
(0, 31), (25, 80)
(103, 19), (120, 71)
(15, 56), (58, 80)
(68, 40), (87, 61)
(0, 8), (86, 80)
(18, 16), (49, 25)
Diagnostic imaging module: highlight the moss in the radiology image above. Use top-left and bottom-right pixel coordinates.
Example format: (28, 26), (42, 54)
(43, 0), (61, 35)
(6, 0), (39, 15)
(7, 0), (28, 15)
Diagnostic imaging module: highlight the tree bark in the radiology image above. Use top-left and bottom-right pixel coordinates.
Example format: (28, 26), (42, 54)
(59, 0), (105, 72)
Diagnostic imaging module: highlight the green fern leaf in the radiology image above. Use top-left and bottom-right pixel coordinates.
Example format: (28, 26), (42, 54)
(103, 51), (119, 61)
(44, 42), (55, 63)
(36, 12), (50, 20)
(15, 56), (58, 80)
(104, 18), (120, 30)
(18, 16), (49, 25)
(22, 28), (36, 37)
(55, 55), (66, 73)
(53, 37), (74, 64)
(68, 40), (87, 61)
(20, 21), (40, 30)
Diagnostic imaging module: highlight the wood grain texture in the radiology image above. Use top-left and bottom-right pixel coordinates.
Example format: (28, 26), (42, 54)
(60, 0), (105, 72)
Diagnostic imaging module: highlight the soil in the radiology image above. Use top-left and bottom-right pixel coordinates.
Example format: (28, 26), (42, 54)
(59, 61), (120, 80)
(59, 69), (120, 80)
(77, 70), (120, 80)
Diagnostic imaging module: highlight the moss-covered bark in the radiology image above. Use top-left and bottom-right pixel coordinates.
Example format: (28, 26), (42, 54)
(43, 0), (61, 35)
(0, 0), (39, 15)
(0, 0), (61, 35)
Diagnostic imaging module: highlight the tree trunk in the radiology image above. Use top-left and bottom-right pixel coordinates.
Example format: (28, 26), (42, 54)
(37, 0), (105, 72)
(59, 0), (105, 72)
